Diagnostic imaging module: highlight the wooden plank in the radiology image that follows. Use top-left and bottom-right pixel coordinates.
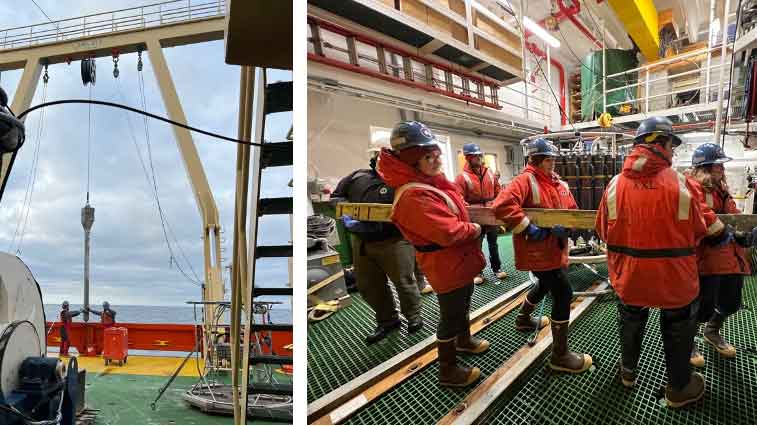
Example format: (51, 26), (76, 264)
(439, 280), (609, 425)
(307, 281), (532, 423)
(337, 203), (757, 232)
(312, 290), (529, 425)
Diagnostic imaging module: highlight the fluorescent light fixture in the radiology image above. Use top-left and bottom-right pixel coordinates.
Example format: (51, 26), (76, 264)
(523, 16), (560, 48)
(472, 0), (559, 48)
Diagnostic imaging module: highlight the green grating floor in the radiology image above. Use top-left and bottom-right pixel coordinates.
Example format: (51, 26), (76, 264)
(345, 262), (601, 425)
(307, 235), (533, 403)
(481, 275), (757, 425)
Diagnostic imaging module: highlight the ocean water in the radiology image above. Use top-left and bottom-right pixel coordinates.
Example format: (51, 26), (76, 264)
(43, 304), (292, 325)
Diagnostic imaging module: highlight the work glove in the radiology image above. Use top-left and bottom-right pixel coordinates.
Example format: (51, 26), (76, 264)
(734, 227), (757, 247)
(707, 225), (735, 247)
(551, 225), (570, 239)
(524, 223), (550, 241)
(341, 214), (381, 234)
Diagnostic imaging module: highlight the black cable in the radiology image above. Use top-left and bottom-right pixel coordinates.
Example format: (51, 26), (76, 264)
(16, 100), (267, 147)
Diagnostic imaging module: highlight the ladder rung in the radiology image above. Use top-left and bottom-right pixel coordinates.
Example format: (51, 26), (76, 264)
(248, 382), (293, 396)
(261, 142), (293, 168)
(250, 323), (292, 332)
(249, 355), (293, 365)
(265, 81), (293, 114)
(259, 197), (293, 215)
(252, 287), (293, 297)
(255, 245), (293, 258)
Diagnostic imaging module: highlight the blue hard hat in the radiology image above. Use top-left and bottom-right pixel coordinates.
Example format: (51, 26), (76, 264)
(634, 116), (682, 147)
(462, 143), (483, 156)
(692, 143), (732, 167)
(526, 138), (560, 157)
(389, 121), (438, 151)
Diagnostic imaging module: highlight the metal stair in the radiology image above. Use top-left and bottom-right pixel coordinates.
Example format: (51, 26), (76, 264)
(241, 68), (293, 423)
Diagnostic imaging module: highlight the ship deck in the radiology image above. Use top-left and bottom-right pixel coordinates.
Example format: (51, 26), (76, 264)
(55, 354), (291, 425)
(307, 234), (757, 424)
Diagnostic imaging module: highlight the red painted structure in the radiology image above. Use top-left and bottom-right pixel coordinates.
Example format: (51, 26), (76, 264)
(46, 321), (293, 357)
(308, 16), (503, 110)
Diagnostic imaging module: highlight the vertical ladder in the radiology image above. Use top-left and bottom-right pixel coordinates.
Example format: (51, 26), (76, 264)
(233, 68), (293, 424)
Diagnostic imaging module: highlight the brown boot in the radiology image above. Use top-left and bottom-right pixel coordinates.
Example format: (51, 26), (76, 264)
(548, 319), (592, 374)
(456, 327), (490, 354)
(690, 345), (705, 368)
(437, 338), (480, 387)
(665, 372), (705, 408)
(703, 313), (736, 358)
(515, 298), (550, 331)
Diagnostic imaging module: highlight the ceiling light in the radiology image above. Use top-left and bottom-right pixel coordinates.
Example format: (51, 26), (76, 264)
(523, 16), (560, 48)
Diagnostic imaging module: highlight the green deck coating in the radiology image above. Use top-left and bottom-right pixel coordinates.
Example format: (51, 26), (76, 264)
(309, 235), (757, 424)
(86, 371), (291, 425)
(307, 234), (538, 403)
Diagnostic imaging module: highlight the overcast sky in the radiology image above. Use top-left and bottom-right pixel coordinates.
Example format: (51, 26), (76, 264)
(0, 1), (292, 306)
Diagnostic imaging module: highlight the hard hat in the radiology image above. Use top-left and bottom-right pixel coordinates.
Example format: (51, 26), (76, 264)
(526, 138), (560, 157)
(634, 116), (682, 147)
(389, 121), (438, 151)
(462, 143), (483, 156)
(692, 143), (732, 167)
(62, 301), (69, 308)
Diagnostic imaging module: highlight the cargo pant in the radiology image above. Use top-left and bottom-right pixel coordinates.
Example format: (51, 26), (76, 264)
(351, 235), (422, 326)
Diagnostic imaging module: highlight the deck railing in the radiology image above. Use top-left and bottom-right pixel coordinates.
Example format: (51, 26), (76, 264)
(0, 0), (225, 51)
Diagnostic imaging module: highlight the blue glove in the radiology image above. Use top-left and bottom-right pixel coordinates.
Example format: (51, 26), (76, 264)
(551, 225), (570, 239)
(524, 223), (549, 241)
(342, 214), (383, 234)
(735, 227), (757, 247)
(708, 226), (735, 247)
(341, 214), (360, 229)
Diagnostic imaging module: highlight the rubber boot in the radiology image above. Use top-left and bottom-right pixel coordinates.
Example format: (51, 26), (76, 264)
(665, 372), (705, 408)
(456, 326), (490, 354)
(703, 312), (736, 358)
(515, 298), (550, 331)
(690, 345), (705, 368)
(618, 362), (637, 388)
(548, 319), (592, 373)
(437, 338), (480, 387)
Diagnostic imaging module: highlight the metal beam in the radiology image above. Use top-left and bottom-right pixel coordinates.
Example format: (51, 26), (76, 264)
(240, 66), (267, 424)
(146, 37), (224, 348)
(0, 17), (225, 71)
(230, 64), (254, 425)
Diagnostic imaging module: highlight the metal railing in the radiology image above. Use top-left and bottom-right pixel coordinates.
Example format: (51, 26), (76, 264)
(568, 41), (736, 123)
(0, 0), (225, 51)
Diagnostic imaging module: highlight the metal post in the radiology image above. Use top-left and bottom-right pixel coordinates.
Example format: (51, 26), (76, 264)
(714, 0), (732, 140)
(645, 68), (650, 112)
(705, 0), (715, 102)
(518, 0), (528, 120)
(546, 43), (552, 125)
(230, 65), (254, 424)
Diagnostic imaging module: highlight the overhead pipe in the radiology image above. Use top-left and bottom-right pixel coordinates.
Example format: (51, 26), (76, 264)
(527, 41), (567, 125)
(556, 0), (603, 49)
